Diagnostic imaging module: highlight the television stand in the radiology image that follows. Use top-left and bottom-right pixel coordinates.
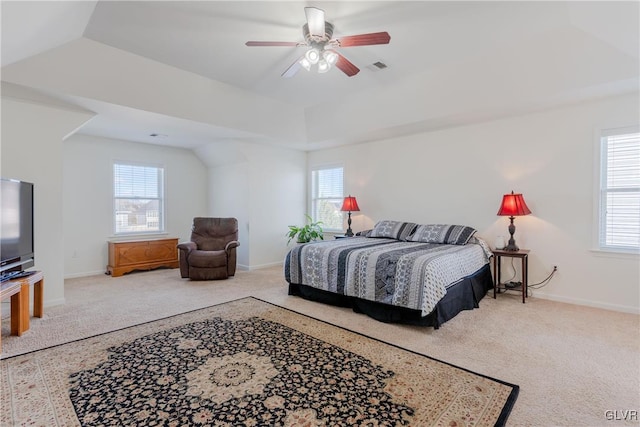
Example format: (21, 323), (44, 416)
(0, 270), (44, 349)
(1, 270), (36, 283)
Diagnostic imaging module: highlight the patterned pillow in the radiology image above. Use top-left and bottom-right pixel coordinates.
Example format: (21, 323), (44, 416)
(369, 220), (417, 240)
(406, 224), (477, 245)
(355, 229), (373, 237)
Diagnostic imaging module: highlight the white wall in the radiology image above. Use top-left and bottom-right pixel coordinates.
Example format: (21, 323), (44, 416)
(246, 144), (306, 268)
(1, 97), (94, 306)
(63, 134), (208, 277)
(308, 94), (640, 313)
(208, 161), (250, 268)
(197, 141), (306, 270)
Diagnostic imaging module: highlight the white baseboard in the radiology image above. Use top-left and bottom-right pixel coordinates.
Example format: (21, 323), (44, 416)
(533, 292), (640, 314)
(44, 297), (66, 308)
(64, 270), (108, 279)
(237, 261), (284, 271)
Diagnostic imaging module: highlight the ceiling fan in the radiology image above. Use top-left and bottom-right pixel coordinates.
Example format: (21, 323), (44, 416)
(245, 7), (390, 78)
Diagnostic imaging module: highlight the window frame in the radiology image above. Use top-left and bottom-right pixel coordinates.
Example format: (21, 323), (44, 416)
(595, 126), (640, 254)
(309, 164), (344, 233)
(112, 160), (166, 236)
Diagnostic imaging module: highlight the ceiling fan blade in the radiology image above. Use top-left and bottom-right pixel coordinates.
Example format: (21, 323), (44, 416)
(335, 53), (360, 77)
(305, 7), (325, 37)
(336, 32), (391, 47)
(245, 41), (302, 47)
(281, 57), (303, 78)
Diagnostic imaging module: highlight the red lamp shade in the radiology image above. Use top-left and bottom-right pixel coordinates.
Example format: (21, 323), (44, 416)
(340, 195), (360, 212)
(497, 191), (531, 217)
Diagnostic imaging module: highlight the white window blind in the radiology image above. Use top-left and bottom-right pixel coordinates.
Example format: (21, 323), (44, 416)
(113, 162), (165, 234)
(599, 129), (640, 251)
(311, 166), (343, 230)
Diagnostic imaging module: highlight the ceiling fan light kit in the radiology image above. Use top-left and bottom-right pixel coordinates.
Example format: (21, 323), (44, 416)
(324, 50), (339, 65)
(317, 60), (330, 73)
(299, 57), (311, 71)
(305, 48), (320, 64)
(245, 7), (390, 78)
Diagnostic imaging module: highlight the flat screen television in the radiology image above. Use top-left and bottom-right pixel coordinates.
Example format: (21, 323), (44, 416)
(1, 178), (35, 279)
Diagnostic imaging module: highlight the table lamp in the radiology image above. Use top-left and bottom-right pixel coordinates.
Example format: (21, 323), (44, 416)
(497, 191), (531, 251)
(340, 195), (360, 237)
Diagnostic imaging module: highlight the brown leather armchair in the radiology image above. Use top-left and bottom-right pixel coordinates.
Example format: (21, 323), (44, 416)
(177, 217), (240, 280)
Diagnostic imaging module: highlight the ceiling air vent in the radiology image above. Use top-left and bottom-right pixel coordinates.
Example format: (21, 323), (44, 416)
(367, 61), (388, 72)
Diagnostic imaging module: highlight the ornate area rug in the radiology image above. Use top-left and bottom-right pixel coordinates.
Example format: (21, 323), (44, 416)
(1, 297), (518, 426)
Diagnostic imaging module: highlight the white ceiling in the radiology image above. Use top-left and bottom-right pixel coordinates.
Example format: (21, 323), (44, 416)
(1, 1), (638, 151)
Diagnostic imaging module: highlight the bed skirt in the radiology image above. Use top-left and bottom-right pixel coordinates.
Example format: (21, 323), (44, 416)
(288, 264), (493, 329)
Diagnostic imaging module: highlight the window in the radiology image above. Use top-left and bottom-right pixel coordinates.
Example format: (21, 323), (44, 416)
(598, 128), (640, 252)
(113, 162), (165, 234)
(311, 166), (343, 231)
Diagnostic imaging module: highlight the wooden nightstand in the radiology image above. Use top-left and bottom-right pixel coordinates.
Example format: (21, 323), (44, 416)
(492, 249), (529, 303)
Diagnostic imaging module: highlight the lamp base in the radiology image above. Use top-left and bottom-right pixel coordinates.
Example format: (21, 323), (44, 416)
(345, 211), (354, 237)
(503, 242), (520, 252)
(504, 216), (519, 251)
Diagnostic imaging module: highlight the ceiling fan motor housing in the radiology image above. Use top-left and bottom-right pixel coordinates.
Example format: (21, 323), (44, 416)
(303, 22), (334, 48)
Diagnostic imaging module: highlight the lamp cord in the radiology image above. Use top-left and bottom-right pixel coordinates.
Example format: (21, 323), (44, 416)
(504, 257), (517, 283)
(504, 257), (557, 289)
(528, 267), (557, 289)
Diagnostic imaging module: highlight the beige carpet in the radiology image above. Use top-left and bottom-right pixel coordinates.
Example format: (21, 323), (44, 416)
(1, 266), (639, 426)
(2, 297), (517, 426)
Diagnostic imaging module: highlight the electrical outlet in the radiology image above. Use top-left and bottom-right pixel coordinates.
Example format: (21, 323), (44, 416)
(553, 265), (558, 271)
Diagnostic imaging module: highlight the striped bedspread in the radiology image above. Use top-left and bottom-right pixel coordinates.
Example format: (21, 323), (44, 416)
(285, 237), (492, 316)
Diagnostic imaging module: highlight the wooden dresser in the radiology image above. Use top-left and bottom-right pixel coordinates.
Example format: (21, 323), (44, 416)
(107, 238), (179, 277)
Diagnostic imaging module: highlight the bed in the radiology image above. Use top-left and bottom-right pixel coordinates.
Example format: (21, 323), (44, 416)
(284, 221), (494, 329)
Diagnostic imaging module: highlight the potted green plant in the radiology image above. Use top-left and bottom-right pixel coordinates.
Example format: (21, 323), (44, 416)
(287, 214), (324, 244)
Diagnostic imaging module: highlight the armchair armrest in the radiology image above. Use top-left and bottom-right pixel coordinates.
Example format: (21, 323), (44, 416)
(177, 241), (197, 279)
(225, 240), (240, 252)
(177, 241), (197, 252)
